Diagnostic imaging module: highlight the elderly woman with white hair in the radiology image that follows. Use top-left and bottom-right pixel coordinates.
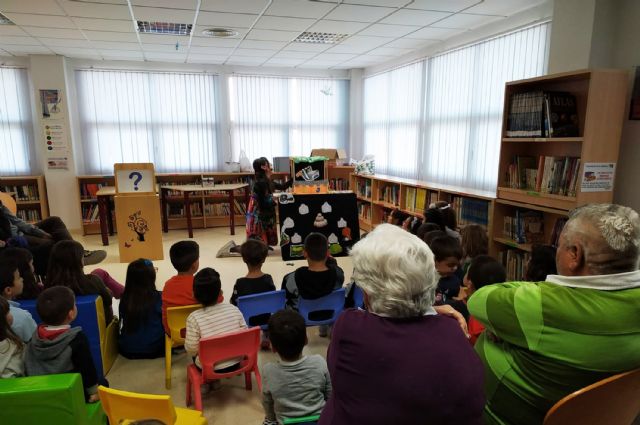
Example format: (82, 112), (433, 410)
(468, 204), (640, 425)
(319, 224), (485, 425)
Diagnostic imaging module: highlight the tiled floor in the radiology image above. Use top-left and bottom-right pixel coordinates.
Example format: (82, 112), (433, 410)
(76, 226), (353, 424)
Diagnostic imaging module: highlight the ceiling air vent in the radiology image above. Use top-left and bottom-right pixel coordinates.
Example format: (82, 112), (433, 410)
(137, 21), (192, 36)
(201, 28), (239, 38)
(294, 32), (348, 44)
(0, 12), (15, 25)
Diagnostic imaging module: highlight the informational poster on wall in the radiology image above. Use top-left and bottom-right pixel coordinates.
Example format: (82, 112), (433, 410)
(42, 120), (70, 170)
(581, 162), (616, 192)
(39, 89), (63, 119)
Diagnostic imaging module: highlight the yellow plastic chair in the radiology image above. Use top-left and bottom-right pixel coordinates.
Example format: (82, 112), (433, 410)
(165, 304), (202, 389)
(94, 295), (119, 376)
(98, 385), (207, 425)
(0, 191), (17, 214)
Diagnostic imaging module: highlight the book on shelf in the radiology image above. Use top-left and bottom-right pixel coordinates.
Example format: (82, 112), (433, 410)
(506, 91), (579, 138)
(499, 249), (531, 281)
(16, 209), (41, 223)
(380, 185), (400, 205)
(416, 188), (427, 212)
(167, 202), (203, 218)
(506, 155), (580, 196)
(356, 179), (372, 199)
(405, 187), (417, 211)
(550, 217), (568, 247)
(452, 197), (489, 227)
(81, 204), (100, 223)
(1, 184), (40, 201)
(357, 202), (372, 221)
(329, 178), (349, 191)
(503, 210), (544, 244)
(80, 182), (108, 199)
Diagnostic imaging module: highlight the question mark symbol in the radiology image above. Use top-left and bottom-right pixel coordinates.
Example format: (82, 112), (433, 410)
(129, 171), (142, 191)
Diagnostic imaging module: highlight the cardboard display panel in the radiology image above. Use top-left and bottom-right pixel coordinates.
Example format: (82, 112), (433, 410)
(115, 194), (164, 262)
(114, 163), (156, 195)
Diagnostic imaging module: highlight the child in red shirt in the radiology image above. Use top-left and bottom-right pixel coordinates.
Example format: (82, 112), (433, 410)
(161, 240), (199, 334)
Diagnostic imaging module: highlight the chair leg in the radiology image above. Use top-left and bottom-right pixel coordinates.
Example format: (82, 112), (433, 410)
(254, 367), (262, 392)
(186, 371), (192, 407)
(194, 376), (203, 412)
(244, 371), (252, 391)
(165, 335), (172, 389)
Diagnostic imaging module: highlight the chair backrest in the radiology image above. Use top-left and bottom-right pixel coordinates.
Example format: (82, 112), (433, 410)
(0, 191), (17, 215)
(352, 285), (364, 309)
(198, 327), (261, 381)
(166, 304), (201, 342)
(0, 374), (105, 425)
(237, 290), (286, 329)
(297, 288), (346, 326)
(98, 385), (177, 425)
(543, 368), (640, 425)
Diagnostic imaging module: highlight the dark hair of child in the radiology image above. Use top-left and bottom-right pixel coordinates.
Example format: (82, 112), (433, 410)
(268, 309), (306, 361)
(467, 255), (506, 290)
(120, 259), (157, 334)
(45, 240), (87, 293)
(526, 245), (558, 282)
(460, 224), (488, 259)
(416, 223), (442, 241)
(423, 207), (446, 231)
(193, 268), (221, 307)
(423, 229), (446, 247)
(37, 286), (76, 326)
(0, 247), (40, 300)
(241, 239), (269, 268)
(0, 260), (19, 294)
(304, 233), (328, 262)
(253, 156), (270, 177)
(429, 235), (463, 262)
(433, 201), (457, 231)
(0, 296), (23, 350)
(169, 240), (199, 273)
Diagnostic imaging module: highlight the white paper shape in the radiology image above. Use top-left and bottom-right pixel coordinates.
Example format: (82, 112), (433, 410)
(298, 203), (309, 215)
(313, 213), (328, 227)
(282, 217), (295, 232)
(328, 233), (339, 244)
(321, 202), (332, 213)
(291, 233), (302, 244)
(337, 217), (347, 228)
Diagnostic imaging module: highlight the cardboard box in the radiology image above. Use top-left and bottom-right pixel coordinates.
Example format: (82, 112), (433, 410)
(310, 148), (347, 165)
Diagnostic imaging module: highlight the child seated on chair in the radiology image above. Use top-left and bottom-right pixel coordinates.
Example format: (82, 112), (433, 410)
(230, 239), (276, 306)
(24, 286), (103, 402)
(262, 310), (331, 425)
(428, 235), (466, 319)
(162, 241), (199, 334)
(0, 296), (24, 378)
(0, 259), (36, 342)
(185, 268), (247, 373)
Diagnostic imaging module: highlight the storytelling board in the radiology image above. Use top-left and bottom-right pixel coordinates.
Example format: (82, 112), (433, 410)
(277, 192), (359, 261)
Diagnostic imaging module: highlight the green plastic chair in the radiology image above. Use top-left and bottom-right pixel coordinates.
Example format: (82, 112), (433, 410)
(282, 415), (321, 424)
(0, 373), (106, 425)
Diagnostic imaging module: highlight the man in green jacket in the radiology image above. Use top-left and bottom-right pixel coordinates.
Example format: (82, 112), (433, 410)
(468, 203), (640, 425)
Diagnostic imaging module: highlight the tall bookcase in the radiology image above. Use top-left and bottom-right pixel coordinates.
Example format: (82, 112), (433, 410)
(350, 173), (494, 236)
(0, 175), (49, 223)
(492, 69), (628, 279)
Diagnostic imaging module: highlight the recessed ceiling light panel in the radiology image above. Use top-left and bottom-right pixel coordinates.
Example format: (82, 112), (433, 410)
(294, 32), (348, 44)
(137, 21), (192, 36)
(201, 28), (239, 38)
(0, 12), (15, 25)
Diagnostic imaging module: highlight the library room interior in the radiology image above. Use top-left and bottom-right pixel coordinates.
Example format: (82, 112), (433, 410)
(1, 0), (640, 424)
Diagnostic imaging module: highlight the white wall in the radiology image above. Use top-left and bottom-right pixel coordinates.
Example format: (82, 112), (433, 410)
(547, 0), (596, 73)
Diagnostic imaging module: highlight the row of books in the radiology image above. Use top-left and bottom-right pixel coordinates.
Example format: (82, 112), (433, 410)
(499, 249), (531, 281)
(80, 182), (109, 199)
(167, 199), (247, 219)
(506, 91), (579, 138)
(328, 178), (349, 191)
(355, 179), (372, 199)
(168, 202), (203, 218)
(505, 155), (581, 196)
(378, 185), (400, 206)
(404, 187), (438, 213)
(81, 204), (101, 223)
(503, 210), (544, 244)
(357, 202), (372, 221)
(204, 200), (246, 216)
(16, 209), (42, 223)
(453, 196), (490, 227)
(2, 184), (40, 201)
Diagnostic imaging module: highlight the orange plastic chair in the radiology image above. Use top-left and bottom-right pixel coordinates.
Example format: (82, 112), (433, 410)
(185, 326), (262, 411)
(543, 368), (640, 425)
(165, 304), (202, 389)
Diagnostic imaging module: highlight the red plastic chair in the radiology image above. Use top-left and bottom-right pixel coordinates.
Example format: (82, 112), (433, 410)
(185, 327), (262, 411)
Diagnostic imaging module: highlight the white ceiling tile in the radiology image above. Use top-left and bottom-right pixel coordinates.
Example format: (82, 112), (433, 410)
(0, 36), (42, 45)
(226, 57), (266, 65)
(100, 50), (145, 59)
(368, 46), (413, 57)
(358, 23), (421, 38)
(323, 44), (371, 54)
(188, 46), (234, 55)
(143, 52), (187, 60)
(406, 26), (464, 39)
(465, 0), (546, 16)
(2, 45), (54, 54)
(90, 40), (141, 50)
(282, 42), (331, 53)
(265, 0), (335, 19)
(138, 34), (184, 45)
(341, 0), (407, 6)
(325, 4), (395, 23)
(197, 11), (257, 28)
(75, 0), (127, 3)
(385, 37), (437, 48)
(233, 48), (277, 57)
(340, 35), (394, 48)
(240, 39), (287, 50)
(4, 13), (76, 28)
(141, 43), (183, 52)
(380, 9), (451, 26)
(254, 16), (314, 31)
(408, 0), (480, 12)
(131, 0), (196, 9)
(83, 30), (139, 42)
(0, 0), (65, 15)
(297, 61), (335, 69)
(247, 29), (300, 42)
(41, 38), (93, 48)
(358, 54), (395, 61)
(308, 20), (369, 35)
(264, 57), (305, 66)
(50, 47), (101, 58)
(190, 37), (239, 48)
(132, 7), (196, 23)
(72, 18), (135, 32)
(432, 13), (504, 29)
(186, 54), (228, 63)
(314, 52), (356, 61)
(274, 50), (316, 59)
(194, 25), (248, 38)
(60, 1), (132, 19)
(200, 0), (270, 14)
(0, 26), (28, 36)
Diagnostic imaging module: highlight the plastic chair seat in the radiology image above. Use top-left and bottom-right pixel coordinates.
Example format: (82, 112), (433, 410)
(283, 414), (321, 424)
(297, 288), (346, 326)
(165, 304), (202, 389)
(237, 290), (286, 330)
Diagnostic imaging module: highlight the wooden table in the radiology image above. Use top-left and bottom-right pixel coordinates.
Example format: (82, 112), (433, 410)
(160, 183), (249, 238)
(96, 186), (116, 246)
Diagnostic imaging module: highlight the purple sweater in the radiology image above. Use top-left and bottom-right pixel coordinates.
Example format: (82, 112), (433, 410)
(319, 309), (485, 425)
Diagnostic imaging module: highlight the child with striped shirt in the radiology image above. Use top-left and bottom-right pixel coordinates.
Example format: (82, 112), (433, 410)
(185, 268), (247, 373)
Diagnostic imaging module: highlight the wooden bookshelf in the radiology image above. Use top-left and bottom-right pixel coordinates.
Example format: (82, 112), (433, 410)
(350, 173), (494, 234)
(0, 175), (49, 223)
(492, 69), (628, 278)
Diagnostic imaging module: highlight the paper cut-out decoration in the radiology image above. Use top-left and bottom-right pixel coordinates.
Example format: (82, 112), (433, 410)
(321, 202), (332, 213)
(328, 233), (339, 244)
(290, 245), (304, 258)
(337, 217), (347, 228)
(342, 227), (352, 241)
(282, 217), (295, 232)
(329, 243), (343, 255)
(127, 210), (149, 242)
(298, 204), (309, 215)
(313, 213), (328, 228)
(280, 232), (290, 246)
(291, 233), (303, 244)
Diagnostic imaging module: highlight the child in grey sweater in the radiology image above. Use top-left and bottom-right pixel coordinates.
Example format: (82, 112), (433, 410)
(262, 310), (331, 425)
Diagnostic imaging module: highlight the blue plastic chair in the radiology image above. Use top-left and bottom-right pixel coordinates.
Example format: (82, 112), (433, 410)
(237, 290), (286, 330)
(352, 284), (365, 309)
(297, 288), (346, 327)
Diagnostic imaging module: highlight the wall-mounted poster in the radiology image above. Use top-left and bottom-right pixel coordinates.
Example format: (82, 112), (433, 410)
(42, 121), (70, 170)
(39, 89), (63, 119)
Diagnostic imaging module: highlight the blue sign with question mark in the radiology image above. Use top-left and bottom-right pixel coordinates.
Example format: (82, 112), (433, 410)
(129, 171), (143, 191)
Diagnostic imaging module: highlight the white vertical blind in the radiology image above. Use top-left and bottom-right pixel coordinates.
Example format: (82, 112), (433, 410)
(229, 75), (349, 162)
(364, 22), (550, 191)
(75, 70), (220, 174)
(0, 67), (35, 175)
